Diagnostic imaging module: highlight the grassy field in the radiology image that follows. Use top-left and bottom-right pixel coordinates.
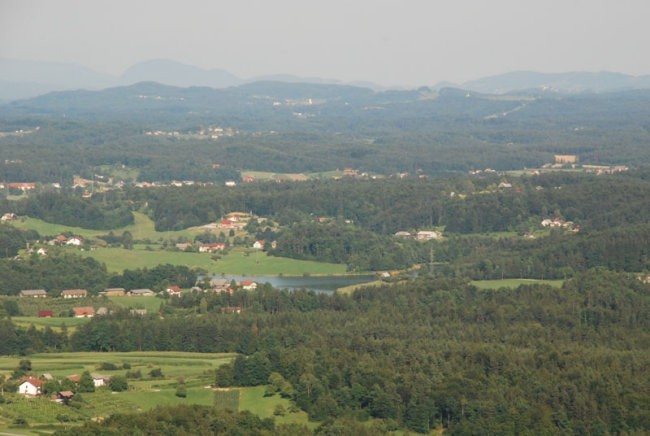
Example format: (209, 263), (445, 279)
(11, 212), (348, 275)
(0, 351), (318, 434)
(11, 211), (196, 242)
(11, 316), (91, 331)
(80, 245), (346, 275)
(471, 278), (564, 289)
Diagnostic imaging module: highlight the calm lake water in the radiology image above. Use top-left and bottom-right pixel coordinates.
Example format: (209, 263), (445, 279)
(211, 274), (376, 293)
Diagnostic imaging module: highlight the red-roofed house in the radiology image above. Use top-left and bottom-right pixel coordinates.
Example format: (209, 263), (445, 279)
(38, 310), (53, 318)
(199, 242), (226, 253)
(239, 280), (258, 291)
(74, 307), (94, 318)
(18, 377), (44, 396)
(166, 285), (182, 297)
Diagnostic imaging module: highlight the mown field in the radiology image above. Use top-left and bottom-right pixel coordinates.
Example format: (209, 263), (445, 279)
(0, 351), (313, 434)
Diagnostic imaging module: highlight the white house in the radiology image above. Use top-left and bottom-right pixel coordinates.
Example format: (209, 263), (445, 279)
(66, 236), (83, 246)
(91, 373), (110, 388)
(17, 377), (44, 396)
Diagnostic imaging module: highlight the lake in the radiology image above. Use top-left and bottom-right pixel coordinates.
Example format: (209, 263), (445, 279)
(211, 274), (377, 293)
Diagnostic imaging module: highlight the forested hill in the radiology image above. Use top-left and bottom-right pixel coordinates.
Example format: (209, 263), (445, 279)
(3, 82), (650, 177)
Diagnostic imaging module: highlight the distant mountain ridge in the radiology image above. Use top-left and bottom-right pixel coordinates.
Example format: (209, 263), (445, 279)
(2, 57), (650, 102)
(461, 71), (650, 94)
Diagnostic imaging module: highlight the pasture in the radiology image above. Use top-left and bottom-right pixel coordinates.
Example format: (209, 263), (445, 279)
(0, 351), (314, 434)
(80, 245), (346, 275)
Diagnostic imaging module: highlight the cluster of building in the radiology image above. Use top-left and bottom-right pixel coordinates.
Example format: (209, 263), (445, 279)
(17, 372), (111, 399)
(541, 218), (580, 232)
(394, 230), (443, 241)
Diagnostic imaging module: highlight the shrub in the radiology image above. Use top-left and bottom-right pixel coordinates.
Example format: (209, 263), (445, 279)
(109, 375), (128, 392)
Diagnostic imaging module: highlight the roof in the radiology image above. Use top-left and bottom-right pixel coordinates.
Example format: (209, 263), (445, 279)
(74, 307), (94, 316)
(20, 289), (47, 296)
(61, 289), (87, 295)
(19, 376), (44, 387)
(130, 288), (154, 295)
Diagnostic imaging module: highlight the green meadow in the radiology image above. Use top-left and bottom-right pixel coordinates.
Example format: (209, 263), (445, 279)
(0, 351), (315, 434)
(12, 212), (348, 275)
(81, 246), (346, 275)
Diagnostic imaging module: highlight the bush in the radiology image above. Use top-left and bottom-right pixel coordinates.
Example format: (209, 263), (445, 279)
(126, 369), (142, 379)
(149, 368), (164, 379)
(99, 362), (118, 370)
(109, 375), (128, 392)
(12, 417), (28, 427)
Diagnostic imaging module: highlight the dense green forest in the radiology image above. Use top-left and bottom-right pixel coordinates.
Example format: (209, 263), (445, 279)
(2, 83), (650, 182)
(4, 270), (649, 434)
(2, 82), (650, 433)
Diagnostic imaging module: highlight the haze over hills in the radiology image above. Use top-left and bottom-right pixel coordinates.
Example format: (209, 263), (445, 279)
(3, 58), (650, 102)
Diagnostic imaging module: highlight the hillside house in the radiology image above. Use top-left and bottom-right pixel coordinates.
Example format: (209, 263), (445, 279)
(175, 242), (193, 251)
(209, 278), (231, 293)
(1, 212), (16, 221)
(61, 289), (87, 299)
(102, 288), (125, 297)
(17, 377), (44, 396)
(38, 310), (53, 318)
(253, 240), (265, 250)
(554, 154), (578, 164)
(416, 231), (442, 241)
(19, 289), (48, 298)
(91, 373), (110, 387)
(166, 285), (182, 297)
(66, 236), (84, 246)
(129, 288), (155, 296)
(74, 307), (95, 318)
(199, 242), (226, 253)
(239, 280), (258, 291)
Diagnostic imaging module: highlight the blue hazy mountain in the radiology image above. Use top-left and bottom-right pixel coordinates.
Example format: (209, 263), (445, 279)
(119, 59), (243, 89)
(461, 71), (650, 94)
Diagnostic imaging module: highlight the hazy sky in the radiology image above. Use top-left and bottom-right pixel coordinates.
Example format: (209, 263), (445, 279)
(1, 0), (649, 87)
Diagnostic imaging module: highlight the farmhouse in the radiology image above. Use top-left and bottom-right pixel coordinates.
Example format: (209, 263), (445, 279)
(416, 231), (442, 241)
(61, 289), (88, 299)
(253, 240), (265, 250)
(19, 289), (48, 298)
(66, 236), (84, 246)
(102, 287), (126, 296)
(199, 242), (226, 253)
(209, 278), (232, 293)
(38, 310), (53, 318)
(129, 288), (155, 296)
(74, 307), (95, 318)
(554, 154), (578, 164)
(239, 280), (258, 291)
(91, 373), (110, 387)
(166, 285), (182, 297)
(56, 391), (75, 404)
(17, 377), (44, 396)
(175, 242), (193, 251)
